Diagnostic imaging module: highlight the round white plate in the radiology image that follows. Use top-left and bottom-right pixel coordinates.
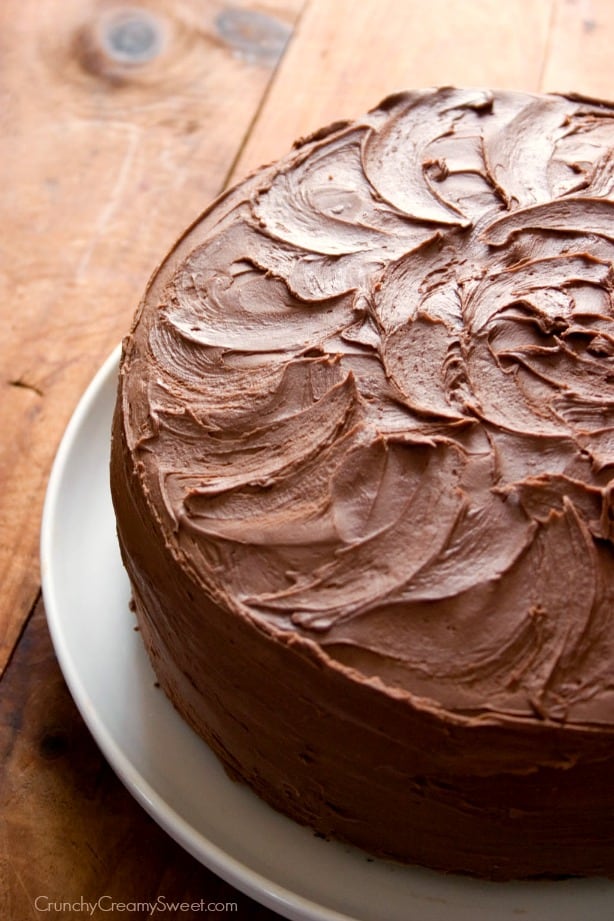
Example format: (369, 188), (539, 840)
(41, 347), (613, 921)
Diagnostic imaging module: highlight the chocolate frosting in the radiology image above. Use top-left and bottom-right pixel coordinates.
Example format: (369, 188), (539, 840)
(112, 88), (614, 877)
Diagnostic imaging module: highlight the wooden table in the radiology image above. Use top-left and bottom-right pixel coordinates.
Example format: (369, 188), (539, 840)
(1, 1), (612, 917)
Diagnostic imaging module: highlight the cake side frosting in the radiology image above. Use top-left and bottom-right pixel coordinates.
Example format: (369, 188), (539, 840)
(111, 88), (614, 877)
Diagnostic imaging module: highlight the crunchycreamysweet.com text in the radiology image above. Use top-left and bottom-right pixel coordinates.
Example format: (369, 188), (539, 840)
(33, 895), (239, 914)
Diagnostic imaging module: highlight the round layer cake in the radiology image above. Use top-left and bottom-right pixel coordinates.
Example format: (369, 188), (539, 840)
(111, 87), (614, 879)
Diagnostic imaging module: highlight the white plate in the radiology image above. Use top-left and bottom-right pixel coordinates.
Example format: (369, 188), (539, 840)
(41, 347), (613, 921)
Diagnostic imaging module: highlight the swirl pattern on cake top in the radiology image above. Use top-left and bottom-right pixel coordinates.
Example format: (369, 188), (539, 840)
(120, 87), (614, 728)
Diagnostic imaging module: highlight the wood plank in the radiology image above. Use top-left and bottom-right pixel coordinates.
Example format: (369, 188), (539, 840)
(232, 0), (556, 180)
(0, 598), (281, 919)
(540, 0), (614, 97)
(0, 0), (305, 677)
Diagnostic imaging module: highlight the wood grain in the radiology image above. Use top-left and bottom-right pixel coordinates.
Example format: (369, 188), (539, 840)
(541, 0), (614, 97)
(0, 0), (305, 678)
(0, 598), (282, 919)
(232, 0), (557, 180)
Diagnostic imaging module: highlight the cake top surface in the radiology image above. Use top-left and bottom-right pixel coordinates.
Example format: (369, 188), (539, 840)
(118, 87), (614, 730)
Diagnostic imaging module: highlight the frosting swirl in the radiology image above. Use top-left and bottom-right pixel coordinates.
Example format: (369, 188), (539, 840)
(121, 88), (614, 728)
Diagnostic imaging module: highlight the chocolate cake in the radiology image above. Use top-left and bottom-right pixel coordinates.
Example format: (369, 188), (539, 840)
(111, 87), (614, 879)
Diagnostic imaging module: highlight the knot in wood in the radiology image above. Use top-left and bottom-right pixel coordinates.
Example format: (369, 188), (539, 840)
(215, 8), (290, 66)
(101, 9), (163, 64)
